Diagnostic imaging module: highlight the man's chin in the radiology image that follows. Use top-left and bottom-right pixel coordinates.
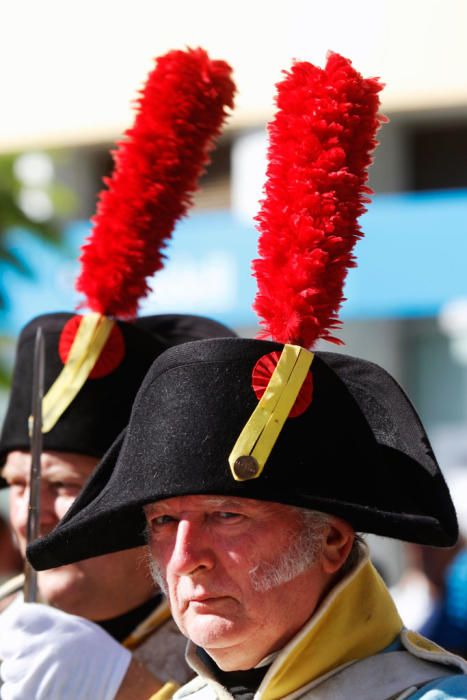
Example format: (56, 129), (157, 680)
(181, 613), (246, 651)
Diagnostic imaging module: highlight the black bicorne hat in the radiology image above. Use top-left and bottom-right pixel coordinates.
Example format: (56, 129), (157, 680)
(27, 53), (459, 570)
(27, 336), (458, 570)
(0, 312), (236, 473)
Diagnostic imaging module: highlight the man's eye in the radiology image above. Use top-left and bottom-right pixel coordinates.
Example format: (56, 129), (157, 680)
(216, 511), (242, 521)
(152, 514), (176, 526)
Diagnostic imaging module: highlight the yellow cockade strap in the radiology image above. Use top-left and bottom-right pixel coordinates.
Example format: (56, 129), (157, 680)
(147, 681), (180, 700)
(39, 313), (114, 433)
(228, 344), (314, 481)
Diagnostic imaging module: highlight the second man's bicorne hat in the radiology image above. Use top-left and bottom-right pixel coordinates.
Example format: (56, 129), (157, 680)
(1, 47), (237, 481)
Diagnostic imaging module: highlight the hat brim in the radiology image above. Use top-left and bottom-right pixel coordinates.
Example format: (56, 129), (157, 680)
(27, 339), (458, 570)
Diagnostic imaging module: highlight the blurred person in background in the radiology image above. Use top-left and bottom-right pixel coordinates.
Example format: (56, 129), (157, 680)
(436, 549), (467, 659)
(0, 45), (236, 698)
(0, 312), (235, 696)
(392, 468), (467, 657)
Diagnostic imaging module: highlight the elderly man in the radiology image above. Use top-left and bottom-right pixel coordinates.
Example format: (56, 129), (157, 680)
(9, 337), (466, 700)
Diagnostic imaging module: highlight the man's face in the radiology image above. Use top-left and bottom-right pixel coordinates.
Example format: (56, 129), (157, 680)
(3, 450), (154, 620)
(145, 495), (332, 671)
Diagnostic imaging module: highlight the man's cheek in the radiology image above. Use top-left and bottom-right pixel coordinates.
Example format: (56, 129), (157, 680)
(9, 501), (26, 542)
(167, 574), (180, 605)
(165, 582), (186, 627)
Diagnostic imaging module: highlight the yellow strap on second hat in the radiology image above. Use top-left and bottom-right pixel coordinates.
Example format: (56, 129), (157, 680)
(37, 313), (115, 433)
(228, 344), (313, 481)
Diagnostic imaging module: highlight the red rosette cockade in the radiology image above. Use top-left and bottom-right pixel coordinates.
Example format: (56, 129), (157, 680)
(251, 52), (384, 413)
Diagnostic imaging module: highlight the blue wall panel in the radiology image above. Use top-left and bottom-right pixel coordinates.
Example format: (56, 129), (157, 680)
(0, 190), (466, 335)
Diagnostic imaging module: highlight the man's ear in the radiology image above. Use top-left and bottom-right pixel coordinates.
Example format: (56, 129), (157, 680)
(320, 517), (355, 575)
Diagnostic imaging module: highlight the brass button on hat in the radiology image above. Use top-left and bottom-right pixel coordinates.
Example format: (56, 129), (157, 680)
(233, 455), (260, 480)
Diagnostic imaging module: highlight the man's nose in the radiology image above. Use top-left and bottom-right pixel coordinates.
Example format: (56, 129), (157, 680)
(169, 519), (215, 577)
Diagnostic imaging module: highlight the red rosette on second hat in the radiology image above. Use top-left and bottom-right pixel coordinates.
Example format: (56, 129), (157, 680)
(58, 315), (125, 379)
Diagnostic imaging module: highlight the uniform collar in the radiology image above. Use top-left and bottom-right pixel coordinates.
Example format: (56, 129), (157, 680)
(187, 543), (403, 700)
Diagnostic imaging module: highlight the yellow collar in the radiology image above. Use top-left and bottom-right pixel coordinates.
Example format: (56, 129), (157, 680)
(258, 545), (403, 700)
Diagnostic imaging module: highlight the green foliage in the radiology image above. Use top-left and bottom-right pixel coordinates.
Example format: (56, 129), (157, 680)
(0, 151), (75, 384)
(0, 155), (61, 306)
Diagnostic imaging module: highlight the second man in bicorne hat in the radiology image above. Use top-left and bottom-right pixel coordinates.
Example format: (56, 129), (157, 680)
(0, 46), (237, 698)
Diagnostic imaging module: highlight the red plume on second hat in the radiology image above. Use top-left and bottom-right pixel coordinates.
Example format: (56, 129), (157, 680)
(77, 47), (236, 320)
(27, 53), (458, 572)
(0, 47), (237, 472)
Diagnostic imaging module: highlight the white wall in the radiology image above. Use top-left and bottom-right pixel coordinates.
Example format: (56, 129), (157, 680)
(2, 0), (466, 150)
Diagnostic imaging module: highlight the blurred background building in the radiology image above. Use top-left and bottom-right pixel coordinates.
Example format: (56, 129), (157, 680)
(1, 0), (466, 584)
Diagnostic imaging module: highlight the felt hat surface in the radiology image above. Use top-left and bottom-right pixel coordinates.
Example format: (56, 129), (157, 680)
(0, 313), (236, 476)
(28, 337), (458, 571)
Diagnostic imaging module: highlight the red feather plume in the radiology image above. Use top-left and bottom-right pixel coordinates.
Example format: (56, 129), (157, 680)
(76, 47), (235, 318)
(253, 52), (384, 348)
